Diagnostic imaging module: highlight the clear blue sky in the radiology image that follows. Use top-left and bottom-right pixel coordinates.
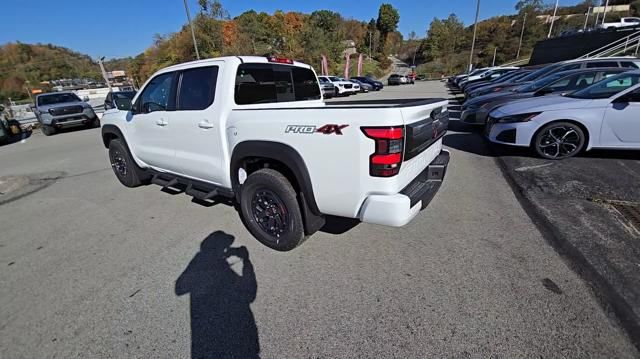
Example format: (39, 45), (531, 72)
(1, 0), (585, 59)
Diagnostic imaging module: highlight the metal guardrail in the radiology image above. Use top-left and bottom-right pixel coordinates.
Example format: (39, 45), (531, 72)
(578, 30), (640, 58)
(501, 57), (531, 67)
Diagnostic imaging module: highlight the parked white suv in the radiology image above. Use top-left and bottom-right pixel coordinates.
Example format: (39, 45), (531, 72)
(101, 56), (450, 251)
(318, 75), (358, 96)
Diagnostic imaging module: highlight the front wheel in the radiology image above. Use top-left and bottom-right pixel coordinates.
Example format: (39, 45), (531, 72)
(108, 139), (149, 187)
(239, 169), (306, 251)
(41, 125), (56, 136)
(533, 121), (586, 160)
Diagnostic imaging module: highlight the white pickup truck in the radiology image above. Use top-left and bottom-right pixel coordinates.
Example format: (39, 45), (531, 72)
(101, 56), (449, 251)
(600, 17), (640, 29)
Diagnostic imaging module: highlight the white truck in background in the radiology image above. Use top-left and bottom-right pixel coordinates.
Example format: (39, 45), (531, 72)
(101, 56), (450, 251)
(600, 17), (640, 29)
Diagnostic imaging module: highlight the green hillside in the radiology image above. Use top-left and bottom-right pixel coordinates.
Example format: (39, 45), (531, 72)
(0, 42), (102, 101)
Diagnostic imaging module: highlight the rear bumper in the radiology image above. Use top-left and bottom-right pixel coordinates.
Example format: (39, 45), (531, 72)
(358, 150), (450, 226)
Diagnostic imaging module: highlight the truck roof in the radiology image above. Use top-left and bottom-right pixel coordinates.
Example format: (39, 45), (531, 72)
(160, 56), (313, 73)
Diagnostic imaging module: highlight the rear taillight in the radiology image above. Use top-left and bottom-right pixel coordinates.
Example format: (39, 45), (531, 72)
(361, 126), (404, 177)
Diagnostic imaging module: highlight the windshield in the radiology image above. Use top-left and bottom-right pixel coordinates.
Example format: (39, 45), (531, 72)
(328, 76), (341, 81)
(518, 64), (562, 82)
(37, 93), (81, 106)
(567, 72), (640, 99)
(113, 92), (136, 110)
(517, 72), (566, 92)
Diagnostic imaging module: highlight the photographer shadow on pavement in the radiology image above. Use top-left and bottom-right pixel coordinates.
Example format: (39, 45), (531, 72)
(176, 231), (260, 359)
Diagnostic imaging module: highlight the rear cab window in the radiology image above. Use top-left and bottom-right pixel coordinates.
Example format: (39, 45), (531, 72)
(235, 63), (320, 105)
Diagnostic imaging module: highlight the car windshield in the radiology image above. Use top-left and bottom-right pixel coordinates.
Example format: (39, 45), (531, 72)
(328, 76), (341, 81)
(566, 72), (640, 99)
(37, 93), (81, 106)
(318, 77), (328, 83)
(517, 72), (567, 92)
(113, 92), (136, 110)
(518, 64), (562, 82)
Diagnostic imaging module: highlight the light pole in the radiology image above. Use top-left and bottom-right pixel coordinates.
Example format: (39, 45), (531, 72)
(583, 7), (591, 31)
(602, 0), (610, 24)
(24, 80), (33, 101)
(183, 0), (200, 60)
(548, 0), (559, 38)
(98, 57), (113, 92)
(468, 0), (481, 73)
(517, 13), (527, 59)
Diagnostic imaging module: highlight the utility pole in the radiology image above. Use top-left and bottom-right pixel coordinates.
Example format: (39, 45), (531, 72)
(602, 0), (610, 24)
(468, 0), (481, 73)
(492, 47), (497, 66)
(369, 32), (372, 59)
(98, 57), (113, 92)
(583, 7), (591, 31)
(517, 13), (527, 59)
(548, 0), (559, 38)
(24, 80), (33, 101)
(183, 0), (200, 60)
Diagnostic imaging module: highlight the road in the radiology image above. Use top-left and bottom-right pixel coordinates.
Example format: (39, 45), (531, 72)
(1, 81), (637, 358)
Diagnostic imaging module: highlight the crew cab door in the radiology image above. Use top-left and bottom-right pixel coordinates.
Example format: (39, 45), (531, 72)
(128, 71), (182, 173)
(602, 87), (640, 145)
(170, 65), (225, 185)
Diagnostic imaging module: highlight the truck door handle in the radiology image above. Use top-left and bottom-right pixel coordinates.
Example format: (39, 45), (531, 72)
(156, 119), (168, 127)
(198, 120), (214, 129)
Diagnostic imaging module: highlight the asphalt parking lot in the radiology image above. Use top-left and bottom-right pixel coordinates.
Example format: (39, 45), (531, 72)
(1, 81), (638, 358)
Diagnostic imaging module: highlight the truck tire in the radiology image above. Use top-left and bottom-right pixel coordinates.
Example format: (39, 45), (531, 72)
(239, 168), (306, 251)
(108, 139), (147, 187)
(89, 118), (101, 128)
(41, 125), (56, 136)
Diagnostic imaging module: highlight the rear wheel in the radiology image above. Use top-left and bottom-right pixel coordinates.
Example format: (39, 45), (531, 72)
(533, 121), (585, 160)
(239, 168), (306, 251)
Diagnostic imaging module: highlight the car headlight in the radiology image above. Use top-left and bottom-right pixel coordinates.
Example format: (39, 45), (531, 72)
(495, 112), (541, 123)
(338, 84), (344, 87)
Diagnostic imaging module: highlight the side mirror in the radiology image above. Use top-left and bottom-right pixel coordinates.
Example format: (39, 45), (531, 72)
(83, 96), (90, 102)
(612, 95), (630, 104)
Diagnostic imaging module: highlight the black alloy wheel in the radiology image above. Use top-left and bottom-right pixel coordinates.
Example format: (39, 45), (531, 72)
(534, 122), (585, 160)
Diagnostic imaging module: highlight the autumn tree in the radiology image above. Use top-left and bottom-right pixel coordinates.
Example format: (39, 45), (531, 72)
(376, 3), (400, 56)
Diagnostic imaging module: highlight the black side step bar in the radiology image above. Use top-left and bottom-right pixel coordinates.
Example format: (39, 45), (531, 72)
(149, 170), (234, 200)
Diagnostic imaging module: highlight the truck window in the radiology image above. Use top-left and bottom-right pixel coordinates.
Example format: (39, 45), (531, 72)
(274, 67), (295, 102)
(235, 63), (320, 105)
(235, 64), (277, 105)
(177, 66), (219, 110)
(292, 68), (321, 101)
(139, 72), (174, 113)
(586, 61), (618, 68)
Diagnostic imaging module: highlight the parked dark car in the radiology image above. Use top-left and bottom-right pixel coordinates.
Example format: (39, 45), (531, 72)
(388, 74), (404, 85)
(461, 67), (626, 125)
(351, 76), (383, 90)
(104, 91), (136, 111)
(464, 69), (526, 95)
(465, 70), (533, 98)
(350, 79), (373, 92)
(0, 106), (24, 145)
